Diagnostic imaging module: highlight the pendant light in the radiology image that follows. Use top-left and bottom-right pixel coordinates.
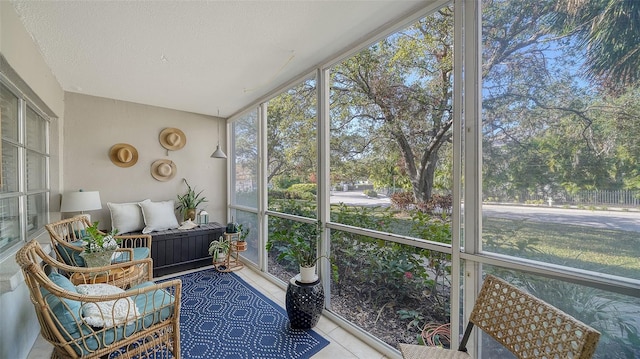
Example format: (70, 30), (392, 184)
(211, 119), (227, 159)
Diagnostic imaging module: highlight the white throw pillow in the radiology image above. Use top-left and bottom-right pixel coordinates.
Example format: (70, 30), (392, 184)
(76, 283), (139, 327)
(107, 201), (147, 234)
(138, 199), (179, 234)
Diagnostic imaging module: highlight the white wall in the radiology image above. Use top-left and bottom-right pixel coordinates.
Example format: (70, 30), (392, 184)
(62, 93), (228, 228)
(1, 3), (65, 359)
(0, 2), (64, 116)
(1, 3), (228, 358)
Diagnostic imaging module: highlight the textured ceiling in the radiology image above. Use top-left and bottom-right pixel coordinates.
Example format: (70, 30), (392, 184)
(10, 0), (426, 118)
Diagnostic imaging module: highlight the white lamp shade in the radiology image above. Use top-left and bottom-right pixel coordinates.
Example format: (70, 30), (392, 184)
(60, 191), (102, 213)
(210, 144), (227, 159)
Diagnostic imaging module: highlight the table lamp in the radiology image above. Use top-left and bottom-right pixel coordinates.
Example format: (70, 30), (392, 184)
(60, 190), (102, 223)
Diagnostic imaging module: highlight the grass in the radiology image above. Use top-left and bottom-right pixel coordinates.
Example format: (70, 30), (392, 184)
(334, 205), (639, 279)
(482, 217), (640, 278)
(271, 199), (639, 279)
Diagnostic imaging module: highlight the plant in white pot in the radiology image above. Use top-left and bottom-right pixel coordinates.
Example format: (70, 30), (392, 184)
(208, 237), (230, 263)
(266, 220), (328, 283)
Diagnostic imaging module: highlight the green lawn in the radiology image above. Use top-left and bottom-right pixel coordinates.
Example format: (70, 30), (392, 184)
(274, 200), (639, 279)
(482, 217), (640, 278)
(332, 204), (639, 279)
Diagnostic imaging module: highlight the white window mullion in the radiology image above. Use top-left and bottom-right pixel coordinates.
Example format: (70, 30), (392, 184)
(462, 0), (483, 356)
(258, 103), (269, 272)
(18, 97), (27, 242)
(450, 0), (465, 349)
(317, 67), (331, 309)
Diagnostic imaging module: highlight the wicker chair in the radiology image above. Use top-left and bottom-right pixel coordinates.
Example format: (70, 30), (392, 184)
(16, 240), (181, 358)
(46, 217), (152, 270)
(399, 275), (600, 359)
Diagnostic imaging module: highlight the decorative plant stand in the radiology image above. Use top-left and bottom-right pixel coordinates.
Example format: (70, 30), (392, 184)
(214, 232), (244, 272)
(285, 277), (324, 329)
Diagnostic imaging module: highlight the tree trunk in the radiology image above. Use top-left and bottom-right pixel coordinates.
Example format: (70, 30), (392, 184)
(412, 153), (438, 203)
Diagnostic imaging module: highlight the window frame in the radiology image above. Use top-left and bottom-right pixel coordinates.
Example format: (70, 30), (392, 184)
(0, 76), (50, 261)
(227, 0), (640, 356)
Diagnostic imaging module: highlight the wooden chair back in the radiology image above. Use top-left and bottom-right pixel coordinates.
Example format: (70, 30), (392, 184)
(45, 217), (152, 268)
(399, 275), (600, 359)
(462, 275), (600, 359)
(15, 239), (180, 358)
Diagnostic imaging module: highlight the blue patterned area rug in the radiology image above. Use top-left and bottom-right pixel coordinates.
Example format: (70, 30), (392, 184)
(162, 268), (329, 358)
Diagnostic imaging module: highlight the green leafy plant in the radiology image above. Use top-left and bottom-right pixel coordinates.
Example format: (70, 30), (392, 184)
(236, 224), (249, 242)
(82, 221), (119, 253)
(208, 236), (230, 259)
(267, 220), (326, 268)
(176, 178), (207, 212)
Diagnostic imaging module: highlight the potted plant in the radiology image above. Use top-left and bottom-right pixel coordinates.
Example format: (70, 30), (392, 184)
(176, 178), (208, 221)
(232, 224), (249, 251)
(266, 220), (326, 283)
(208, 236), (230, 263)
(80, 221), (120, 268)
(267, 220), (329, 329)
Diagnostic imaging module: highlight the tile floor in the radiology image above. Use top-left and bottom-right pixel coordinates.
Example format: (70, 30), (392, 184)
(27, 265), (390, 359)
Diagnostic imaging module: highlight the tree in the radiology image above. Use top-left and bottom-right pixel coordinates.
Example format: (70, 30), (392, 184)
(556, 0), (640, 91)
(266, 80), (317, 185)
(263, 0), (640, 205)
(481, 0), (640, 199)
(331, 7), (454, 203)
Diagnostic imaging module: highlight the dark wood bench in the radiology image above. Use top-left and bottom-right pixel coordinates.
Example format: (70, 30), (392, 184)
(125, 222), (225, 277)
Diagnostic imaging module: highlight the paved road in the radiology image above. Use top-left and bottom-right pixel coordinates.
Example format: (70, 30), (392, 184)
(329, 190), (640, 233)
(330, 190), (391, 207)
(483, 204), (640, 233)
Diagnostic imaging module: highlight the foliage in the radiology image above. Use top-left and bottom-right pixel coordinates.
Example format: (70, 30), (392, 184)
(328, 204), (451, 322)
(267, 198), (640, 351)
(266, 220), (325, 268)
(81, 221), (119, 253)
(481, 0), (640, 202)
(254, 0), (640, 213)
(363, 189), (378, 198)
(266, 80), (317, 184)
(272, 176), (301, 190)
(236, 223), (249, 242)
(208, 237), (230, 258)
(555, 0), (640, 90)
(285, 190), (315, 201)
(417, 194), (453, 215)
(176, 178), (207, 212)
(331, 6), (454, 203)
(390, 192), (415, 211)
(268, 189), (315, 202)
(287, 183), (317, 195)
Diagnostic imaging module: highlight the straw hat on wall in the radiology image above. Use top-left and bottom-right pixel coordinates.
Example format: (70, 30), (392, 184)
(109, 143), (138, 167)
(159, 128), (186, 151)
(151, 159), (177, 181)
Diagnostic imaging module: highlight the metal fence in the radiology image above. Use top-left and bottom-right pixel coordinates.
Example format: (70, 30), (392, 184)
(519, 190), (640, 207)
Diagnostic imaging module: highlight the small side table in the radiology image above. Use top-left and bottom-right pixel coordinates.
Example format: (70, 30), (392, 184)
(285, 277), (324, 329)
(214, 232), (244, 272)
